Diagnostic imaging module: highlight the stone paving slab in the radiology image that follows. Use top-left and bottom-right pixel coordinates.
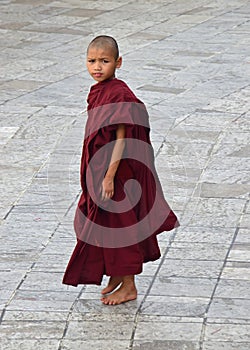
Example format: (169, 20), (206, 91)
(208, 297), (250, 320)
(0, 0), (249, 349)
(134, 320), (202, 341)
(203, 343), (250, 350)
(0, 339), (61, 350)
(133, 340), (200, 350)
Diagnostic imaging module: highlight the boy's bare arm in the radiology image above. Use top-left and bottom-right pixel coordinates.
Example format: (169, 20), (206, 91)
(106, 124), (126, 179)
(102, 124), (125, 200)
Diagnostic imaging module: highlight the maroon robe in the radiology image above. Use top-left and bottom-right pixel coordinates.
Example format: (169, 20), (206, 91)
(63, 78), (179, 286)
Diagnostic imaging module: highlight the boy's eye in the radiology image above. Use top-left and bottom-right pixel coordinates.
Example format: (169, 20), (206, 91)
(103, 60), (109, 63)
(88, 59), (95, 63)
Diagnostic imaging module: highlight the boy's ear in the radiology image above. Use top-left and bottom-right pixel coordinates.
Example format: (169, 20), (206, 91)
(116, 56), (122, 68)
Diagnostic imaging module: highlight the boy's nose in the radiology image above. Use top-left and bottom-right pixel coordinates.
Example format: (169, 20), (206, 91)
(94, 62), (102, 70)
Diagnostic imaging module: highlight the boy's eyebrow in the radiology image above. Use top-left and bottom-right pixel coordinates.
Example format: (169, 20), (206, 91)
(87, 56), (111, 60)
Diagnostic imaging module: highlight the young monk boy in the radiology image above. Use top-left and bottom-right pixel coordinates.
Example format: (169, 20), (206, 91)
(63, 35), (179, 305)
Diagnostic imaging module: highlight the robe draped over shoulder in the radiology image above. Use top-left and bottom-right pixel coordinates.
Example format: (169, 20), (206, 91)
(63, 78), (179, 286)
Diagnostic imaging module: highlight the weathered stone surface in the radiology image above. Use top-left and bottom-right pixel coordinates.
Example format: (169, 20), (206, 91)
(134, 320), (202, 340)
(140, 295), (208, 317)
(61, 340), (130, 350)
(133, 340), (200, 350)
(150, 276), (216, 297)
(0, 0), (249, 348)
(65, 320), (134, 340)
(208, 297), (250, 319)
(203, 342), (250, 350)
(213, 279), (250, 299)
(204, 323), (250, 342)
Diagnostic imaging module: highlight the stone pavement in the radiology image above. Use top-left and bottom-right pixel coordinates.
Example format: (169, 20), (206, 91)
(0, 0), (249, 349)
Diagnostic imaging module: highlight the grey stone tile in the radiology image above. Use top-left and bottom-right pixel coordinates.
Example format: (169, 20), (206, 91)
(133, 340), (200, 350)
(31, 253), (74, 272)
(134, 320), (202, 340)
(0, 0), (249, 348)
(0, 339), (60, 350)
(208, 298), (250, 320)
(6, 299), (75, 311)
(228, 244), (250, 262)
(183, 198), (246, 227)
(235, 229), (249, 243)
(141, 295), (208, 317)
(136, 315), (203, 323)
(167, 242), (229, 261)
(137, 84), (186, 95)
(62, 8), (105, 18)
(200, 168), (249, 186)
(73, 296), (143, 315)
(18, 271), (81, 292)
(11, 289), (78, 303)
(214, 279), (250, 299)
(150, 276), (216, 298)
(159, 259), (223, 279)
(203, 342), (250, 350)
(239, 214), (250, 229)
(141, 261), (159, 276)
(166, 125), (221, 143)
(61, 340), (130, 350)
(70, 312), (134, 322)
(0, 320), (65, 339)
(221, 265), (250, 281)
(3, 310), (69, 322)
(199, 183), (249, 199)
(174, 226), (235, 244)
(0, 271), (26, 290)
(65, 320), (133, 340)
(204, 323), (250, 342)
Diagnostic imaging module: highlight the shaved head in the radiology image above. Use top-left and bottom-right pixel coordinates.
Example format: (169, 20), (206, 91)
(87, 35), (119, 60)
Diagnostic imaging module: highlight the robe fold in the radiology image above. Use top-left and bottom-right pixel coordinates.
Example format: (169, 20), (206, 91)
(63, 78), (179, 286)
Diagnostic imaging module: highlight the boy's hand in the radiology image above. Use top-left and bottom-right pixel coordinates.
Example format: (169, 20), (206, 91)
(101, 176), (114, 201)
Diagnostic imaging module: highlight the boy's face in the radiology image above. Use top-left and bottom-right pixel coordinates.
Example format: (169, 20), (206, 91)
(86, 46), (122, 82)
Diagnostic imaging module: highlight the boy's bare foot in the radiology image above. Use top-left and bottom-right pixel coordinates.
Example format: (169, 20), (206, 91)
(101, 275), (137, 305)
(101, 276), (123, 295)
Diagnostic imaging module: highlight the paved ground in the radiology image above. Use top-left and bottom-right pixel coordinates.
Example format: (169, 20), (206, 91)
(0, 0), (249, 349)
